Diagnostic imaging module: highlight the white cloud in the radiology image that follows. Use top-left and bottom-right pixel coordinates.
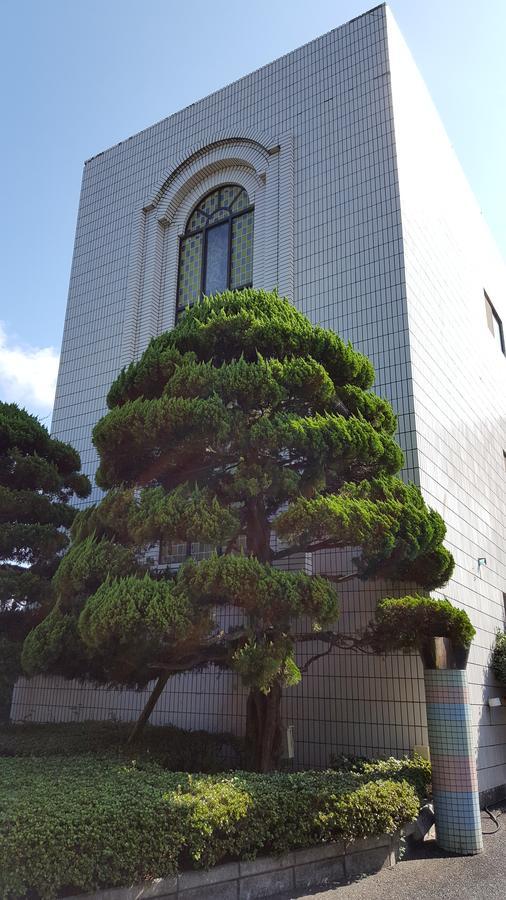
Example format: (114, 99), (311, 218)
(0, 322), (59, 421)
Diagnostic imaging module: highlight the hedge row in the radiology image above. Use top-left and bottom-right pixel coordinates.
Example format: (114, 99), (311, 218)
(0, 756), (422, 899)
(330, 753), (431, 801)
(0, 721), (243, 772)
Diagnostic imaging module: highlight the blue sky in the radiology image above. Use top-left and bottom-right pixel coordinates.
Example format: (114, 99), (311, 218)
(1, 0), (505, 420)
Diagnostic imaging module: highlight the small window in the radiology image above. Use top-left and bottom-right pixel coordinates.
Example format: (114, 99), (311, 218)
(159, 540), (214, 567)
(176, 185), (254, 320)
(158, 535), (247, 567)
(484, 291), (505, 355)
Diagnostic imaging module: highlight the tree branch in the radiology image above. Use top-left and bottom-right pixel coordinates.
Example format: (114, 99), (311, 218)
(300, 642), (335, 673)
(294, 629), (370, 656)
(323, 572), (359, 584)
(271, 540), (337, 559)
(151, 628), (250, 675)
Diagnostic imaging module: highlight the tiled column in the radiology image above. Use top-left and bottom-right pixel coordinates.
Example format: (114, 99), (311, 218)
(424, 668), (482, 854)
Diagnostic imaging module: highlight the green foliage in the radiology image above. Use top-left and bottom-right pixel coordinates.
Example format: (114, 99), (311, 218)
(0, 485), (75, 528)
(0, 567), (50, 638)
(130, 485), (240, 546)
(232, 640), (301, 692)
(53, 535), (138, 606)
(177, 553), (339, 625)
(329, 753), (432, 801)
(0, 403), (90, 500)
(0, 755), (419, 898)
(335, 384), (397, 434)
(0, 639), (21, 722)
(94, 394), (231, 490)
(0, 721), (242, 771)
(0, 522), (68, 567)
(21, 605), (84, 679)
(70, 489), (137, 545)
(107, 289), (375, 408)
(258, 411), (403, 476)
(71, 486), (239, 549)
(27, 291), (455, 769)
(23, 543), (148, 681)
(491, 632), (506, 687)
(275, 475), (454, 589)
(78, 575), (195, 683)
(367, 595), (475, 653)
(0, 402), (90, 645)
(80, 575), (192, 646)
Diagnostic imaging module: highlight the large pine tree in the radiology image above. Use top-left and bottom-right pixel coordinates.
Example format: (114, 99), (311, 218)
(24, 291), (453, 769)
(0, 402), (90, 717)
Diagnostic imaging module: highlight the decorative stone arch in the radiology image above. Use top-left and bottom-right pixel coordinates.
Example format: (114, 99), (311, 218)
(121, 131), (294, 365)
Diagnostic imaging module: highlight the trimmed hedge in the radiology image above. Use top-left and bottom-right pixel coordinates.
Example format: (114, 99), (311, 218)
(0, 721), (242, 772)
(368, 595), (475, 652)
(0, 756), (420, 899)
(329, 753), (431, 801)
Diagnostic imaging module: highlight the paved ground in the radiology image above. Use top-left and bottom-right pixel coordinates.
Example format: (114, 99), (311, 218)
(275, 804), (506, 900)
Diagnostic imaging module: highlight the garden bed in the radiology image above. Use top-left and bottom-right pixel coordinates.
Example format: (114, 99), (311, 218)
(0, 748), (430, 899)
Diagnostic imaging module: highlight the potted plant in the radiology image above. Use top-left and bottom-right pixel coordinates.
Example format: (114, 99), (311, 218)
(367, 595), (475, 669)
(367, 595), (482, 855)
(491, 631), (506, 687)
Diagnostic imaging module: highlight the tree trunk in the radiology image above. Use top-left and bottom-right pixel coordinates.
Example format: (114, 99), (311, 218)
(127, 673), (169, 744)
(245, 680), (283, 772)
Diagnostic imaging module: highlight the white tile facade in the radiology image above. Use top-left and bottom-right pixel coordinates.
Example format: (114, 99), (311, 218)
(14, 5), (506, 792)
(386, 9), (506, 793)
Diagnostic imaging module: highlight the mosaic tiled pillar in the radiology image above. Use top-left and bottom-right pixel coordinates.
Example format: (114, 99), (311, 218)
(424, 667), (482, 854)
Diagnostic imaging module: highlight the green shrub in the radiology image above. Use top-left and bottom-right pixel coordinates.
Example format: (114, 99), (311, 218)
(0, 756), (420, 898)
(491, 632), (506, 686)
(368, 595), (475, 653)
(329, 753), (431, 800)
(0, 638), (21, 722)
(0, 721), (243, 772)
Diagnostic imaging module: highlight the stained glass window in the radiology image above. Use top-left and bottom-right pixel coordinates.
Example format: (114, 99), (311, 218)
(176, 185), (254, 319)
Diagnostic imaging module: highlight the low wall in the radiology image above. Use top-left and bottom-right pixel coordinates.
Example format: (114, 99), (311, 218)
(68, 834), (400, 900)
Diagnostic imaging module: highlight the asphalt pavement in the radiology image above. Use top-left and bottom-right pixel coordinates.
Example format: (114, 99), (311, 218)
(274, 803), (506, 900)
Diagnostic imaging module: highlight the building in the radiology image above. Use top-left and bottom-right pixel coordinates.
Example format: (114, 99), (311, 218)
(12, 4), (506, 800)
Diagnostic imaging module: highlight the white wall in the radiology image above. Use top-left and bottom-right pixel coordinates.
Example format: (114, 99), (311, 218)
(387, 7), (506, 793)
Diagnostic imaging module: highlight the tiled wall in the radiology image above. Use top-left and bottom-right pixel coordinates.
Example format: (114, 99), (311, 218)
(16, 5), (505, 788)
(387, 8), (506, 793)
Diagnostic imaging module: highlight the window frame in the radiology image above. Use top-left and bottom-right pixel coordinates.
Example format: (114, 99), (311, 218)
(176, 185), (254, 319)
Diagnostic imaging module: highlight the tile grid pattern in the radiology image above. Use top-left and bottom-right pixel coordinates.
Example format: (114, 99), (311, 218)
(386, 8), (506, 794)
(424, 669), (482, 854)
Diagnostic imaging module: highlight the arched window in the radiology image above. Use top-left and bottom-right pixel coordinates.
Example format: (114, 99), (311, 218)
(176, 185), (254, 319)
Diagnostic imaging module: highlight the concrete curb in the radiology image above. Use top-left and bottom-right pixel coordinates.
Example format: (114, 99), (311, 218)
(67, 833), (400, 900)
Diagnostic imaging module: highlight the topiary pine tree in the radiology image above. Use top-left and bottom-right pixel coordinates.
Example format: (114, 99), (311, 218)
(23, 290), (454, 770)
(0, 402), (91, 717)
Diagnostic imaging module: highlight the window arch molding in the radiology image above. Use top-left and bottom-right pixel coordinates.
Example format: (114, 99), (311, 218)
(121, 132), (294, 365)
(165, 165), (262, 323)
(166, 164), (261, 239)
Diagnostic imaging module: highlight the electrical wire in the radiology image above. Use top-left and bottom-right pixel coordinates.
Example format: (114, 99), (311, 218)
(481, 803), (504, 835)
